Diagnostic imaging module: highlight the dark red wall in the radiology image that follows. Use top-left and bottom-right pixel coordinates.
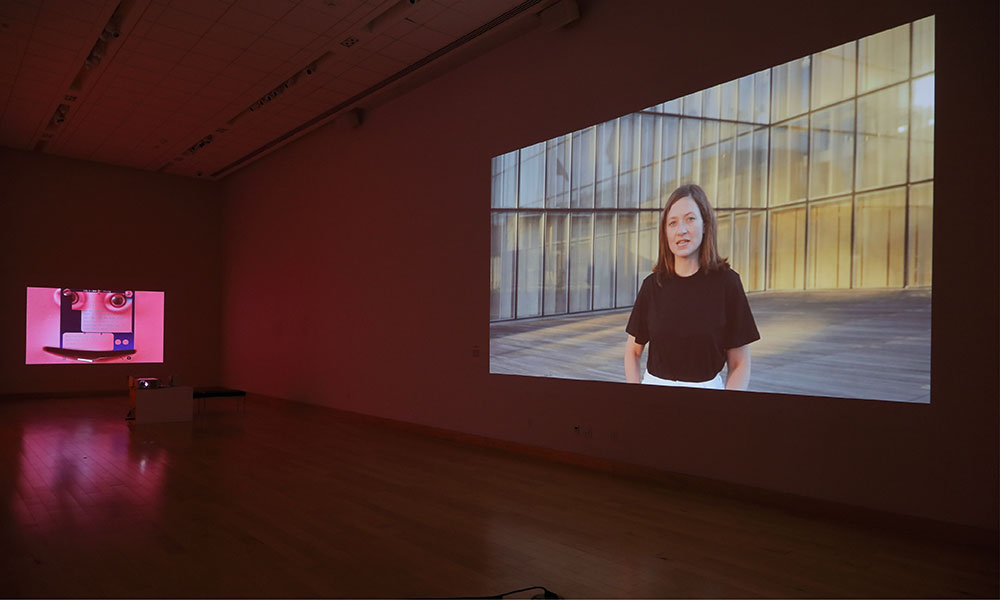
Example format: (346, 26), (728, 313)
(0, 149), (224, 393)
(221, 0), (998, 529)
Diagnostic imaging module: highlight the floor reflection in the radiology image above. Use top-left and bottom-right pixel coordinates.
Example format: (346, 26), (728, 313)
(12, 417), (168, 532)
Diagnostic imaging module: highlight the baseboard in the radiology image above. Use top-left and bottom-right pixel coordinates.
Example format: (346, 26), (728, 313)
(0, 389), (127, 401)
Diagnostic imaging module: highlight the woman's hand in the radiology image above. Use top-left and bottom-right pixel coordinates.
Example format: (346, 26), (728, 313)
(624, 335), (645, 383)
(725, 344), (752, 390)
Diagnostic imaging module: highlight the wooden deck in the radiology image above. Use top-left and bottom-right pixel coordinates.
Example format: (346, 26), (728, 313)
(490, 289), (932, 403)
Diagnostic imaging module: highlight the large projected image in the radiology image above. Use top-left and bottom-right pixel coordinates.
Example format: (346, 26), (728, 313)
(489, 18), (934, 403)
(26, 287), (165, 364)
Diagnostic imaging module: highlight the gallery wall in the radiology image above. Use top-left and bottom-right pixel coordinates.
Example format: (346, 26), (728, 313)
(221, 0), (998, 531)
(0, 148), (225, 395)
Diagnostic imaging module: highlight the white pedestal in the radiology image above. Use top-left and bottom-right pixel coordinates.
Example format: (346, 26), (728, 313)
(135, 386), (193, 423)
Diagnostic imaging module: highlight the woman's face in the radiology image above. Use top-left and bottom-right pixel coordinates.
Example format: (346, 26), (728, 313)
(665, 196), (704, 259)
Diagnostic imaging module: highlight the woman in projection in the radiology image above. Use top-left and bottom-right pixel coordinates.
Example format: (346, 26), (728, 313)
(624, 184), (759, 390)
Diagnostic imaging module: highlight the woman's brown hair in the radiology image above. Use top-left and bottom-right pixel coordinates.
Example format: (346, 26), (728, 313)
(652, 183), (728, 284)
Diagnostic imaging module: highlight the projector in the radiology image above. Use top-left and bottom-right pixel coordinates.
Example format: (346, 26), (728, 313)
(136, 378), (159, 389)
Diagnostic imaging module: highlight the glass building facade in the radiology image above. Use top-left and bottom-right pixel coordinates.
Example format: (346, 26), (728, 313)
(491, 17), (934, 321)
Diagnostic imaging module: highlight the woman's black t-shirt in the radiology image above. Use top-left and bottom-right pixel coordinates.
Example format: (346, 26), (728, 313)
(625, 266), (760, 382)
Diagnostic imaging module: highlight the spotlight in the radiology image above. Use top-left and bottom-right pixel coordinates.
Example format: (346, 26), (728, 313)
(99, 24), (120, 40)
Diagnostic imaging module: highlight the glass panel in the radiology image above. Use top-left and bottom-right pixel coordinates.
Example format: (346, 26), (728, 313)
(737, 74), (754, 123)
(639, 114), (660, 209)
(912, 16), (935, 76)
(751, 127), (769, 208)
(770, 117), (809, 206)
(616, 213), (638, 306)
(908, 182), (933, 287)
(717, 211), (732, 263)
(682, 90), (702, 117)
(772, 56), (810, 122)
(518, 142), (545, 208)
(753, 68), (771, 124)
(720, 79), (738, 121)
(809, 101), (855, 198)
(490, 213), (516, 320)
(858, 23), (910, 94)
(702, 84), (721, 120)
(570, 126), (596, 209)
(593, 214), (616, 309)
(637, 211), (659, 282)
(734, 125), (753, 208)
(854, 187), (906, 288)
(659, 116), (680, 205)
(491, 150), (518, 208)
(812, 41), (856, 109)
(716, 122), (736, 209)
(856, 83), (909, 191)
(748, 211), (766, 291)
(768, 206), (806, 289)
(661, 98), (680, 114)
(911, 74), (934, 182)
(807, 197), (852, 289)
(544, 134), (571, 208)
(516, 213), (544, 317)
(595, 118), (619, 208)
(732, 211), (750, 280)
(543, 214), (569, 315)
(569, 213), (593, 312)
(700, 120), (719, 202)
(618, 114), (640, 209)
(680, 118), (700, 186)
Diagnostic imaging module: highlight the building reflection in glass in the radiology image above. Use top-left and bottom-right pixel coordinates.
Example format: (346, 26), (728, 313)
(491, 16), (934, 321)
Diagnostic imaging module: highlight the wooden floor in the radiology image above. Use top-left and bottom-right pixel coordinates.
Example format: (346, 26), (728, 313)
(491, 289), (932, 402)
(0, 394), (995, 598)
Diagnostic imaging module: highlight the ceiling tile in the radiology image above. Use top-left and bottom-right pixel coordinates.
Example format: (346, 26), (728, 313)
(167, 0), (231, 22)
(401, 26), (452, 52)
(135, 38), (188, 62)
(358, 52), (405, 76)
(179, 51), (230, 74)
(170, 65), (215, 84)
(380, 38), (424, 63)
(0, 2), (40, 24)
(124, 51), (175, 74)
(247, 36), (299, 62)
(191, 37), (243, 62)
(232, 51), (285, 75)
(31, 26), (88, 51)
(48, 1), (104, 24)
(205, 22), (259, 49)
(37, 14), (94, 38)
(282, 4), (344, 35)
(157, 6), (214, 37)
(241, 0), (297, 20)
(340, 65), (381, 87)
(265, 21), (316, 48)
(219, 6), (275, 35)
(27, 39), (77, 63)
(424, 8), (480, 37)
(221, 62), (269, 84)
(144, 23), (200, 50)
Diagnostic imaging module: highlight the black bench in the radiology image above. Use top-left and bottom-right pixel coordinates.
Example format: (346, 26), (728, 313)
(193, 387), (246, 414)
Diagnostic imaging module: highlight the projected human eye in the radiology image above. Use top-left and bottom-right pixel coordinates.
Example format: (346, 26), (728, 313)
(26, 287), (165, 364)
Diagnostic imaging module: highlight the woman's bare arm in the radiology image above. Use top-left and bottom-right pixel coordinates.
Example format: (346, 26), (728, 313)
(624, 335), (645, 383)
(725, 344), (751, 390)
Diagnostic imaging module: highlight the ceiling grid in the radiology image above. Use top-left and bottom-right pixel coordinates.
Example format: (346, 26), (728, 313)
(0, 0), (551, 178)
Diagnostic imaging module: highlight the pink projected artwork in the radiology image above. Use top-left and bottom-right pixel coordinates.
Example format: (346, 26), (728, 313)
(25, 287), (164, 364)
